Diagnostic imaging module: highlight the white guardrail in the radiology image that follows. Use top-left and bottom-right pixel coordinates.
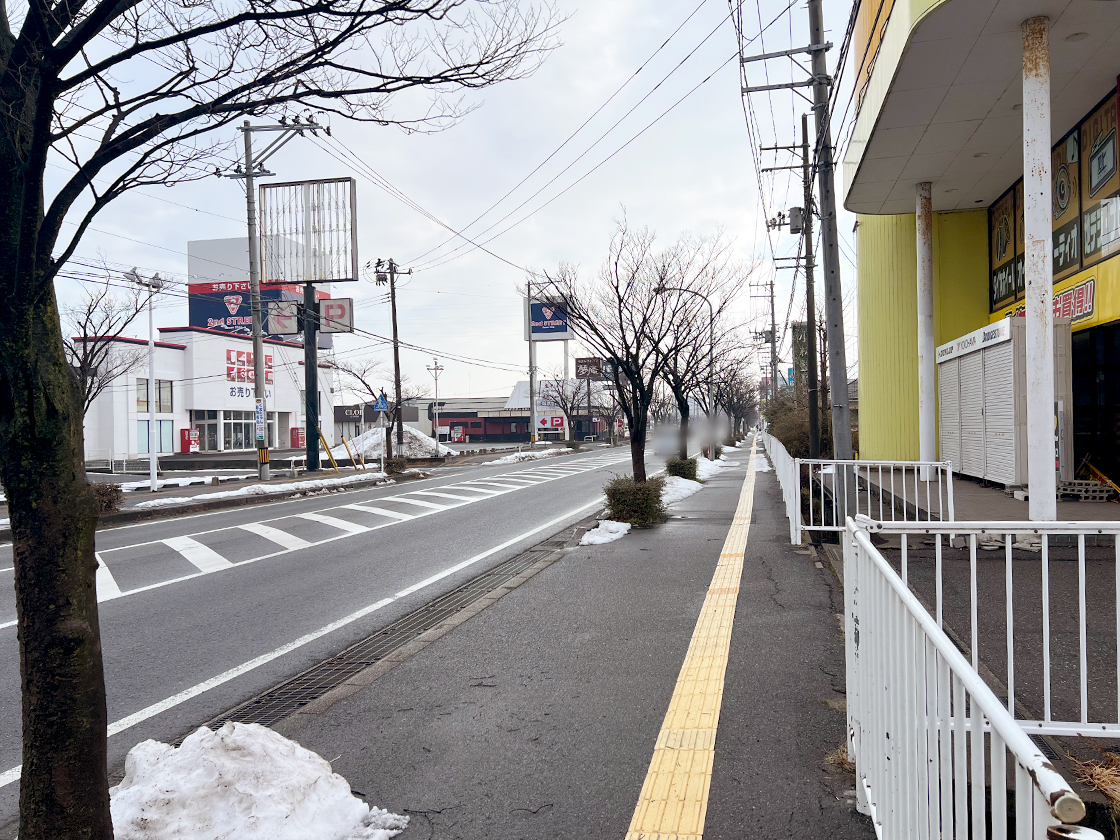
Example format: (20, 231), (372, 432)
(845, 520), (1102, 839)
(760, 433), (954, 544)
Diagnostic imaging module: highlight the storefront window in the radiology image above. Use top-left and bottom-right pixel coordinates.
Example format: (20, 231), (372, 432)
(136, 379), (173, 412)
(137, 420), (174, 454)
(222, 410), (277, 450)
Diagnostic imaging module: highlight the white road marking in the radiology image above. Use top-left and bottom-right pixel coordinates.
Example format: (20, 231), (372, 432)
(239, 522), (312, 551)
(389, 497), (450, 510)
(0, 495), (607, 791)
(95, 553), (123, 602)
(456, 481), (522, 491)
(342, 504), (414, 521)
(163, 536), (233, 573)
(443, 485), (501, 495)
(296, 512), (371, 535)
(409, 490), (481, 503)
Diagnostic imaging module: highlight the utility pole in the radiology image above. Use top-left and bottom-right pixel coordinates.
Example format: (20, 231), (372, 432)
(527, 280), (538, 449)
(769, 274), (777, 404)
(427, 357), (444, 457)
(303, 281), (319, 471)
(125, 268), (162, 491)
(375, 258), (410, 459)
(802, 113), (821, 459)
(219, 115), (328, 476)
(807, 0), (852, 460)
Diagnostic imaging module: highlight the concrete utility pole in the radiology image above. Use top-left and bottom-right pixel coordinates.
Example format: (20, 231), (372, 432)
(388, 259), (406, 454)
(801, 113), (821, 459)
(126, 268), (162, 491)
(427, 357), (444, 456)
(807, 0), (853, 460)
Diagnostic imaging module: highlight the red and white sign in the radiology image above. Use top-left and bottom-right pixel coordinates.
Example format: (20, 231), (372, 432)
(536, 415), (565, 430)
(226, 349), (273, 383)
(319, 298), (354, 333)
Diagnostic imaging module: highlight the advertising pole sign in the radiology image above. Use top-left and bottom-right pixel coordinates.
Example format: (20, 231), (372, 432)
(524, 298), (573, 341)
(575, 357), (602, 379)
(255, 398), (266, 443)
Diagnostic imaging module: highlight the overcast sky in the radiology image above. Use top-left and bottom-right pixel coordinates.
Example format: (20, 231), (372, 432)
(56, 0), (859, 404)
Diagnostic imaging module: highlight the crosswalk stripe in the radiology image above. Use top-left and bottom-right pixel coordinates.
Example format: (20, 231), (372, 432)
(458, 481), (522, 490)
(296, 512), (371, 534)
(95, 553), (123, 602)
(239, 522), (312, 550)
(342, 503), (415, 521)
(389, 497), (448, 510)
(447, 485), (502, 495)
(410, 490), (478, 503)
(163, 536), (234, 572)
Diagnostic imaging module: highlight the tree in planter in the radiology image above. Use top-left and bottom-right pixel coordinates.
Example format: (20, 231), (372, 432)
(63, 274), (163, 417)
(0, 1), (557, 834)
(542, 219), (694, 482)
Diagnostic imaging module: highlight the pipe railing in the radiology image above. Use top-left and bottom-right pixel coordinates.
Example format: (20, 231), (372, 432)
(845, 520), (1101, 839)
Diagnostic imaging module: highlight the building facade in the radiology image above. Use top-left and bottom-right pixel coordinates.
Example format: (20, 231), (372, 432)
(81, 327), (336, 461)
(845, 0), (1120, 510)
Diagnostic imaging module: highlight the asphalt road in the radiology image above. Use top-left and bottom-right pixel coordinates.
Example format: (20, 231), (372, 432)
(0, 445), (645, 827)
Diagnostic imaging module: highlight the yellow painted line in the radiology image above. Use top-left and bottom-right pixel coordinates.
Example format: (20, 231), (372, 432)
(625, 439), (758, 840)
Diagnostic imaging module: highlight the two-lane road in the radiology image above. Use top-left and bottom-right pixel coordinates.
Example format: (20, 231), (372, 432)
(0, 447), (650, 827)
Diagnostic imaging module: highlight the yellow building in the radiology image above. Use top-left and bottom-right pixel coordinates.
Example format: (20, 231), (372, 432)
(844, 0), (1120, 507)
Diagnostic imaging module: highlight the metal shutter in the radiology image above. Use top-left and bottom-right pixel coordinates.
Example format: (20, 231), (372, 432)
(982, 341), (1017, 485)
(938, 359), (961, 471)
(959, 352), (986, 478)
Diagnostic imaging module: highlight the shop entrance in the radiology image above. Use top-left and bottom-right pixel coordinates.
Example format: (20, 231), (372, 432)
(1072, 322), (1120, 482)
(190, 410), (219, 451)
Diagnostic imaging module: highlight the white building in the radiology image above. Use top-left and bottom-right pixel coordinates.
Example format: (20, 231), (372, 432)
(81, 327), (336, 461)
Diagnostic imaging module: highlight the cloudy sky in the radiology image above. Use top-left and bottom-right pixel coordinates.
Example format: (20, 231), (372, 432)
(56, 0), (860, 404)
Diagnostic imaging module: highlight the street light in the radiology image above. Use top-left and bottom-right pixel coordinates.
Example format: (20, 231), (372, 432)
(125, 268), (163, 492)
(655, 285), (716, 461)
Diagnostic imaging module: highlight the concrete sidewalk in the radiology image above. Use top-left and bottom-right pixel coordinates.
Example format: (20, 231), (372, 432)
(273, 442), (872, 838)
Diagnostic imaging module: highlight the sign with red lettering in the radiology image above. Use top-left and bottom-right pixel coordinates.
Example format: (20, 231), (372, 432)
(319, 298), (354, 333)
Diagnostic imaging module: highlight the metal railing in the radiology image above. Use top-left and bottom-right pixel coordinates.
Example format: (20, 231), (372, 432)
(844, 520), (1101, 839)
(865, 518), (1120, 740)
(761, 433), (799, 544)
(760, 431), (954, 544)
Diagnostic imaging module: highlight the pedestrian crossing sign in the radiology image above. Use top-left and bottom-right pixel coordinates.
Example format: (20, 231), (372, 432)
(372, 394), (390, 412)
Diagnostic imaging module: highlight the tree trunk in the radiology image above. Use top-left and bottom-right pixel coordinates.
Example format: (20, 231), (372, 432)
(629, 431), (647, 482)
(0, 282), (113, 839)
(675, 397), (690, 461)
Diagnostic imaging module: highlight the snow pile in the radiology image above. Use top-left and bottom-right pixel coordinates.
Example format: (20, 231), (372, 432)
(752, 453), (772, 473)
(121, 475), (254, 492)
(662, 475), (703, 506)
(696, 457), (734, 481)
(110, 722), (408, 840)
(334, 426), (455, 460)
(580, 520), (632, 545)
(482, 447), (566, 465)
(134, 471), (387, 509)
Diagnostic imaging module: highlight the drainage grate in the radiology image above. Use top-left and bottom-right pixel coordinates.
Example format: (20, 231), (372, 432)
(192, 534), (577, 733)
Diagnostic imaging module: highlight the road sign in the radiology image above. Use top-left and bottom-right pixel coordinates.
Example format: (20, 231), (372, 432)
(536, 415), (565, 429)
(372, 394), (390, 412)
(575, 357), (602, 379)
(267, 300), (300, 335)
(319, 298), (354, 333)
(255, 398), (266, 442)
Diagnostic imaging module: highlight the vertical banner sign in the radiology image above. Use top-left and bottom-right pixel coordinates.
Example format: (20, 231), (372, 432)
(989, 188), (1016, 311)
(1081, 91), (1119, 268)
(1053, 129), (1082, 280)
(255, 398), (265, 442)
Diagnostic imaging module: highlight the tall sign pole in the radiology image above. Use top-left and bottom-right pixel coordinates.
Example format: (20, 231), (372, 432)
(527, 280), (538, 449)
(807, 0), (852, 460)
(303, 281), (320, 471)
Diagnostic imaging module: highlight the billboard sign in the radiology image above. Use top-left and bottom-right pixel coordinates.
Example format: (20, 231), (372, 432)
(259, 178), (358, 284)
(319, 298), (354, 333)
(575, 357), (602, 379)
(191, 286), (300, 338)
(524, 298), (572, 341)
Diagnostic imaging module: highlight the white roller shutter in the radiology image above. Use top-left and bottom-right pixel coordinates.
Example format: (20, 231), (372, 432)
(938, 359), (961, 471)
(959, 352), (986, 478)
(982, 342), (1017, 486)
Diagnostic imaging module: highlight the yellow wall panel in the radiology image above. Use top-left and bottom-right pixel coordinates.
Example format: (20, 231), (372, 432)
(933, 210), (989, 344)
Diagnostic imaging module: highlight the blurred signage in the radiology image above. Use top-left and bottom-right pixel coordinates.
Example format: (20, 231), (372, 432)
(575, 357), (602, 379)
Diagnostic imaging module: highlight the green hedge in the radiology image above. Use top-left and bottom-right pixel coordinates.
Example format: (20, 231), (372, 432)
(604, 475), (665, 525)
(665, 457), (697, 481)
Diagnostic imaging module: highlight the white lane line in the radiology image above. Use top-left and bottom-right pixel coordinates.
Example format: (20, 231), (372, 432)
(296, 512), (371, 535)
(96, 553), (123, 602)
(342, 504), (414, 521)
(389, 497), (450, 510)
(409, 490), (481, 503)
(163, 536), (234, 573)
(239, 522), (312, 551)
(0, 567), (11, 574)
(0, 494), (607, 791)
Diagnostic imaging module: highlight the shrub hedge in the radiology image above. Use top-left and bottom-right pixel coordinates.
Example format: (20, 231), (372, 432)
(604, 475), (665, 526)
(93, 483), (123, 513)
(665, 457), (698, 481)
(385, 457), (409, 475)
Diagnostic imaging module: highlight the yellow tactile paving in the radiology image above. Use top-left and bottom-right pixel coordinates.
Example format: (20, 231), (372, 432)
(624, 440), (758, 840)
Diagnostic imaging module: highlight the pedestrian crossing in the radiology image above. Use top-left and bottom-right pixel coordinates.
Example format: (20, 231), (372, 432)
(82, 452), (631, 610)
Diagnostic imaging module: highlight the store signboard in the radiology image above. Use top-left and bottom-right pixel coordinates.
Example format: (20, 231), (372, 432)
(1054, 130), (1082, 279)
(575, 357), (602, 379)
(319, 298), (354, 333)
(936, 319), (1012, 364)
(524, 298), (572, 341)
(536, 415), (565, 430)
(989, 188), (1017, 311)
(1081, 91), (1120, 267)
(255, 398), (265, 442)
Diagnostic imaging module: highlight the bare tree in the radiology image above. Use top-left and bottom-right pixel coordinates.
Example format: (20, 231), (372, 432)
(333, 356), (426, 458)
(649, 380), (676, 427)
(538, 368), (581, 440)
(543, 219), (693, 481)
(713, 354), (759, 438)
(0, 2), (558, 833)
(63, 278), (162, 416)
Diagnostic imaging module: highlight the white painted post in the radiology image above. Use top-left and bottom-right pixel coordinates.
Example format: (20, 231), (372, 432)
(916, 182), (935, 480)
(1022, 17), (1056, 521)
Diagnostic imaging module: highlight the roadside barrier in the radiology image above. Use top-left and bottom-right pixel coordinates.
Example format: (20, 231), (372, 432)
(844, 519), (1102, 839)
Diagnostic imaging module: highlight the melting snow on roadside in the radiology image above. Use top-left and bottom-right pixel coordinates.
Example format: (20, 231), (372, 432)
(134, 472), (388, 509)
(662, 475), (703, 506)
(580, 519), (632, 545)
(752, 453), (772, 472)
(483, 447), (566, 465)
(110, 722), (408, 840)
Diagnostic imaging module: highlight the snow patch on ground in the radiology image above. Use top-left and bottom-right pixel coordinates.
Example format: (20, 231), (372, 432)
(580, 520), (632, 545)
(121, 474), (255, 492)
(133, 471), (388, 509)
(753, 453), (772, 472)
(696, 457), (735, 481)
(111, 722), (407, 840)
(482, 447), (566, 465)
(334, 425), (456, 460)
(662, 475), (703, 506)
